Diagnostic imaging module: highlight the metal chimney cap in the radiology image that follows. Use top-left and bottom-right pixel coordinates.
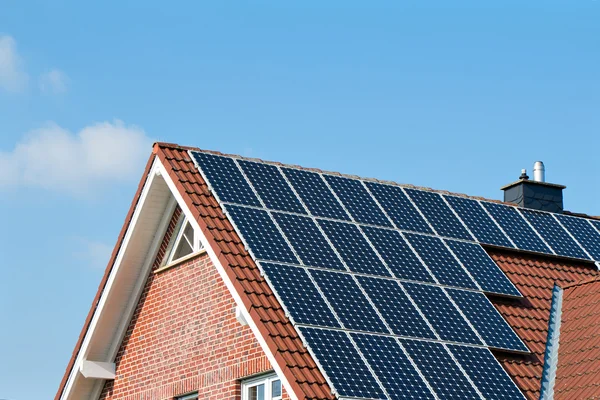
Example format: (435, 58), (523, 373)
(533, 161), (545, 182)
(519, 169), (529, 180)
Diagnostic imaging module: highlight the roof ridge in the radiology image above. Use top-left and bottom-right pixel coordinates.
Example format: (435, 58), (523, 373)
(154, 143), (600, 220)
(562, 276), (600, 290)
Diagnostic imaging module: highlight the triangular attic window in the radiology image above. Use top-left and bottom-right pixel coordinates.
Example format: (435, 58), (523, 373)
(164, 216), (202, 265)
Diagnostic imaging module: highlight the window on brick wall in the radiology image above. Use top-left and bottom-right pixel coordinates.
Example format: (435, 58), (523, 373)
(242, 374), (282, 400)
(175, 392), (198, 400)
(163, 216), (204, 266)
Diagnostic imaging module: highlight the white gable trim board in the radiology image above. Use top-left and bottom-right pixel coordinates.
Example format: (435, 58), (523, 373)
(60, 156), (300, 400)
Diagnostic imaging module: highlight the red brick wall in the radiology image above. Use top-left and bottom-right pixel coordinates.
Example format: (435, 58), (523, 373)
(99, 208), (290, 400)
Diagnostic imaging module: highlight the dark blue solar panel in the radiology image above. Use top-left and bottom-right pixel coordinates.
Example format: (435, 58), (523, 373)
(318, 220), (391, 277)
(592, 220), (600, 236)
(445, 195), (514, 248)
(358, 276), (436, 339)
(405, 189), (473, 241)
(362, 227), (435, 283)
(282, 168), (351, 221)
(448, 345), (526, 400)
(261, 262), (340, 328)
(352, 334), (435, 400)
(403, 283), (482, 345)
(191, 152), (261, 207)
(225, 205), (299, 264)
(445, 240), (521, 297)
(310, 269), (388, 333)
(299, 327), (386, 399)
(272, 213), (345, 270)
(447, 288), (528, 352)
(557, 215), (600, 261)
(521, 209), (590, 260)
(404, 233), (477, 289)
(365, 182), (434, 234)
(238, 160), (306, 214)
(482, 202), (552, 254)
(400, 339), (480, 399)
(323, 175), (392, 227)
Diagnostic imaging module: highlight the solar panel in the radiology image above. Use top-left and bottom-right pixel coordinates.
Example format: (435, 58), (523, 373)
(272, 212), (346, 270)
(448, 345), (526, 400)
(399, 339), (480, 399)
(362, 227), (435, 283)
(404, 189), (473, 241)
(237, 160), (306, 214)
(403, 282), (482, 345)
(556, 215), (600, 261)
(358, 276), (436, 339)
(445, 240), (521, 297)
(447, 288), (528, 352)
(317, 219), (391, 277)
(445, 195), (514, 248)
(190, 152), (261, 207)
(365, 182), (434, 234)
(352, 333), (436, 399)
(591, 219), (600, 236)
(323, 175), (393, 227)
(260, 262), (340, 328)
(521, 209), (590, 260)
(481, 202), (553, 255)
(298, 327), (386, 399)
(404, 233), (478, 289)
(282, 168), (351, 221)
(225, 205), (299, 264)
(310, 269), (388, 333)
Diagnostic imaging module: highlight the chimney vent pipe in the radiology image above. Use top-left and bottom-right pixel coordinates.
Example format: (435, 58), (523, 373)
(533, 161), (545, 183)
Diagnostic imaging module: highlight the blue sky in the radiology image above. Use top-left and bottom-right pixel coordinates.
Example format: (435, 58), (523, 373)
(1, 2), (599, 399)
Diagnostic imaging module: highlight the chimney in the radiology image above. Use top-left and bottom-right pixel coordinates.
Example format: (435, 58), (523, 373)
(501, 161), (566, 213)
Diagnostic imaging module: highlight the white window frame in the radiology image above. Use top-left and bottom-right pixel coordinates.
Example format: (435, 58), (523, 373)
(174, 392), (198, 400)
(163, 215), (203, 266)
(241, 373), (282, 400)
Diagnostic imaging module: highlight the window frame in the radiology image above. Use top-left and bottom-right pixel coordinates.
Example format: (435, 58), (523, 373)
(174, 392), (198, 400)
(162, 215), (203, 267)
(241, 373), (282, 400)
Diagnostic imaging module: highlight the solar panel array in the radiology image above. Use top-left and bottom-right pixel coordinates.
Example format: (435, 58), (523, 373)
(191, 151), (600, 399)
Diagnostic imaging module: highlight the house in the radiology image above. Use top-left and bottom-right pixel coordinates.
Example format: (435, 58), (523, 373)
(55, 142), (600, 400)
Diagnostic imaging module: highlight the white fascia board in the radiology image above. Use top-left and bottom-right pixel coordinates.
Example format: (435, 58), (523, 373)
(61, 159), (162, 400)
(156, 159), (300, 400)
(80, 361), (116, 380)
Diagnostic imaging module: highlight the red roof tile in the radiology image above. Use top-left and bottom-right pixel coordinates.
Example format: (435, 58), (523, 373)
(487, 249), (598, 400)
(554, 278), (600, 399)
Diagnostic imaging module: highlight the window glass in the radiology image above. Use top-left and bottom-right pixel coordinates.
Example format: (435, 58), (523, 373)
(249, 383), (265, 400)
(271, 379), (282, 398)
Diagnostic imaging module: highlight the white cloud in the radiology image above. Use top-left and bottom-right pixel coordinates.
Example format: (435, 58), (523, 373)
(0, 120), (154, 194)
(73, 238), (113, 269)
(0, 35), (28, 92)
(39, 69), (68, 94)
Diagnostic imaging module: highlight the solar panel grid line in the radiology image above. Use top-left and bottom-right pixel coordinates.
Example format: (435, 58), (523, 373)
(399, 187), (442, 237)
(448, 345), (527, 400)
(439, 286), (488, 347)
(440, 343), (487, 400)
(354, 224), (405, 279)
(551, 213), (595, 261)
(591, 219), (600, 235)
(438, 193), (479, 242)
(391, 281), (443, 341)
(395, 231), (441, 285)
(319, 173), (361, 223)
(390, 338), (442, 400)
(556, 214), (600, 261)
(344, 333), (396, 400)
(360, 180), (402, 229)
(513, 207), (558, 256)
(231, 157), (271, 208)
(295, 327), (387, 400)
(437, 239), (484, 292)
(475, 199), (519, 249)
(189, 151), (260, 208)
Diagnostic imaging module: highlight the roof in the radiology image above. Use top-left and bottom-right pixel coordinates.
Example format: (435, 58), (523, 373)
(56, 142), (600, 400)
(489, 250), (597, 399)
(551, 277), (600, 399)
